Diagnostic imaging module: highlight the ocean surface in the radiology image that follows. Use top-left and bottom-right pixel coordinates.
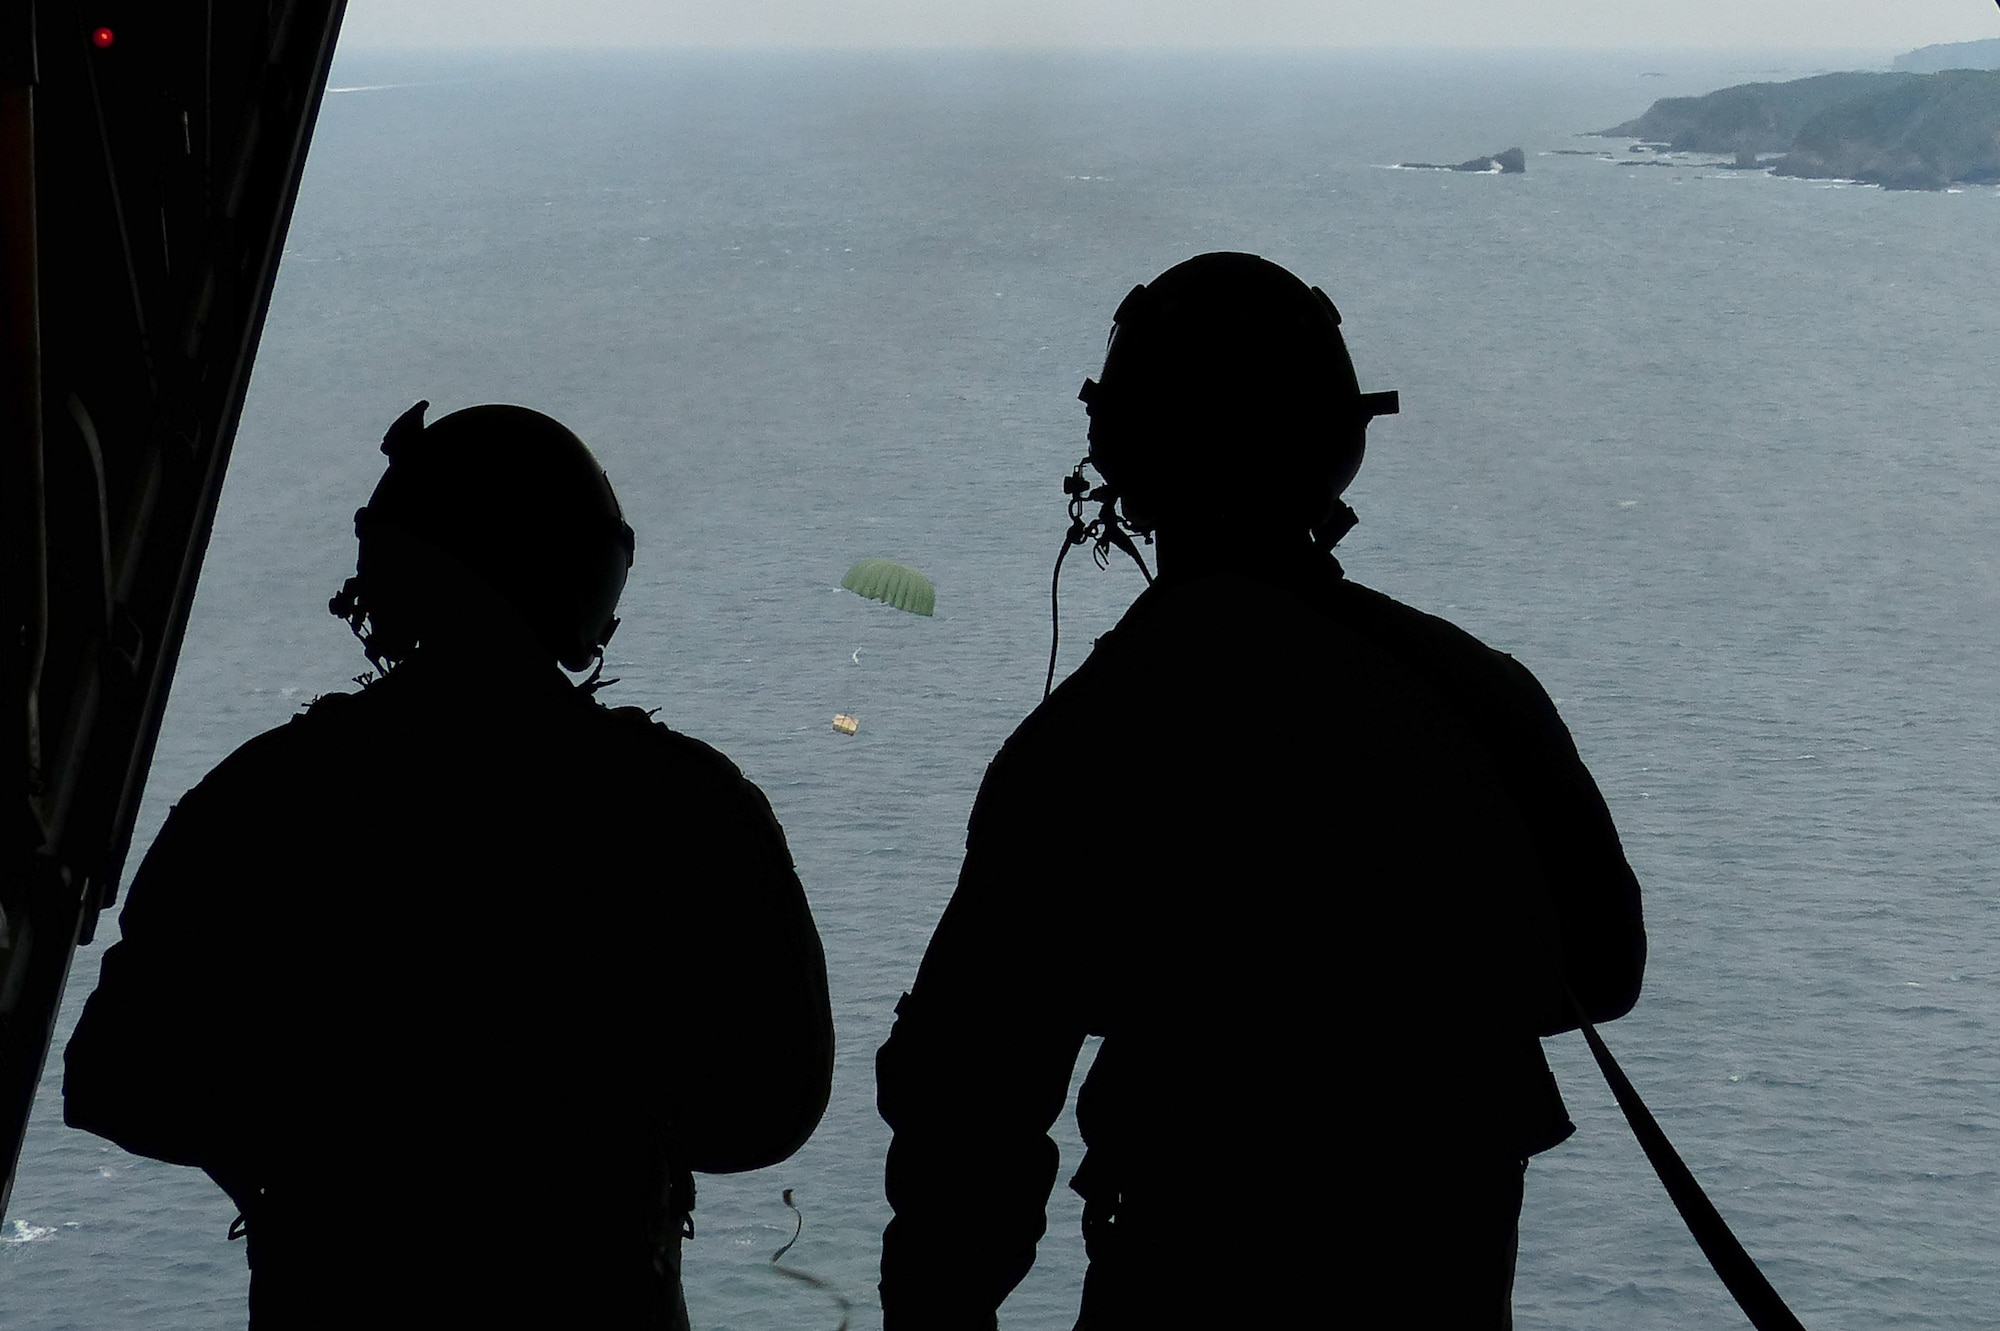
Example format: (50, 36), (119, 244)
(5, 47), (1997, 1330)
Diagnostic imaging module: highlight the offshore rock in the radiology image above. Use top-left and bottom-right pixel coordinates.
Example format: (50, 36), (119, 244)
(1399, 147), (1526, 173)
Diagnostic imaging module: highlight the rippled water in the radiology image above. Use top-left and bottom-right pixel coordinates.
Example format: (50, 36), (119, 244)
(5, 47), (1997, 1330)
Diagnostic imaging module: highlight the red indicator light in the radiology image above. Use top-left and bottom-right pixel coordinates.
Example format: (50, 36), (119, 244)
(91, 26), (115, 48)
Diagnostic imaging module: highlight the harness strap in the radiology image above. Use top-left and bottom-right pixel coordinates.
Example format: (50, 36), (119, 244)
(1567, 991), (1807, 1331)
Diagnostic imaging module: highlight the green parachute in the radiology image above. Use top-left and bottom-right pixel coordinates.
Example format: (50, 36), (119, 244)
(841, 558), (935, 617)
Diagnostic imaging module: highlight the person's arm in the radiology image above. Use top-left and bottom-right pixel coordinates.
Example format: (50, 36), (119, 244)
(1492, 655), (1648, 1030)
(876, 749), (1090, 1330)
(1330, 580), (1647, 1032)
(669, 764), (834, 1174)
(64, 782), (263, 1175)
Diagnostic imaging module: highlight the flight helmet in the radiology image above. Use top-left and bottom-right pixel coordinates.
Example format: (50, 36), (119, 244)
(330, 402), (636, 672)
(1077, 251), (1398, 534)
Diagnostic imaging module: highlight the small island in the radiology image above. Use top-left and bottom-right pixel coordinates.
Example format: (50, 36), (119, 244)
(1593, 68), (2000, 190)
(1399, 147), (1526, 174)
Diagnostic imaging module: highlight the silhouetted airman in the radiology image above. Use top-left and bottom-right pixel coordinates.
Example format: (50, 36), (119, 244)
(877, 253), (1645, 1329)
(66, 403), (834, 1330)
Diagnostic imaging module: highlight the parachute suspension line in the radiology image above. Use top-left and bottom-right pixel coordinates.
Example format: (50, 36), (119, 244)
(1046, 458), (1154, 701)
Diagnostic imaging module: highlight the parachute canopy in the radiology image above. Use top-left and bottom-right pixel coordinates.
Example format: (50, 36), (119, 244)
(841, 558), (935, 617)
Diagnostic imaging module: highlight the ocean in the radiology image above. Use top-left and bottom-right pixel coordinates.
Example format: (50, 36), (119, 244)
(4, 47), (1997, 1330)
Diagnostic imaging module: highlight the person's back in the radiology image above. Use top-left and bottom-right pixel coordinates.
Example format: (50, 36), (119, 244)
(878, 254), (1643, 1328)
(65, 403), (833, 1327)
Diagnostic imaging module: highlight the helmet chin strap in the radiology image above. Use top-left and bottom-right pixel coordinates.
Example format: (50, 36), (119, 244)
(1045, 456), (1155, 701)
(1313, 498), (1360, 553)
(1043, 454), (1366, 701)
(1061, 458), (1155, 579)
(574, 652), (618, 695)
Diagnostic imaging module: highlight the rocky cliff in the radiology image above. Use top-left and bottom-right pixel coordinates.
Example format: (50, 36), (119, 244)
(1774, 69), (2000, 190)
(1595, 69), (2000, 190)
(1594, 72), (1919, 154)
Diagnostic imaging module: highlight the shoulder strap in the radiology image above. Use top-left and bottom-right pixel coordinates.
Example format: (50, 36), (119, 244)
(1566, 990), (1807, 1331)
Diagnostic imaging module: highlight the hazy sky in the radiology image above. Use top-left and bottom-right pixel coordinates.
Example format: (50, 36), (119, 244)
(338, 1), (1999, 52)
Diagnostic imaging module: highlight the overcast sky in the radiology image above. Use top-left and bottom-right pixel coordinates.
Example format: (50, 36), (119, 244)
(338, 1), (1999, 52)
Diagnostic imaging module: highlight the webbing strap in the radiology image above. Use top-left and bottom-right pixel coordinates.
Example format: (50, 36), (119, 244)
(1569, 996), (1807, 1331)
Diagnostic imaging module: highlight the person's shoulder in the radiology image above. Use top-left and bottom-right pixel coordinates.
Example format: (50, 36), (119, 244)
(1327, 577), (1585, 764)
(574, 696), (770, 795)
(137, 688), (384, 841)
(983, 575), (1274, 776)
(192, 688), (365, 783)
(1330, 576), (1492, 648)
(575, 704), (800, 871)
(1006, 581), (1187, 731)
(590, 699), (731, 759)
(1330, 577), (1547, 688)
